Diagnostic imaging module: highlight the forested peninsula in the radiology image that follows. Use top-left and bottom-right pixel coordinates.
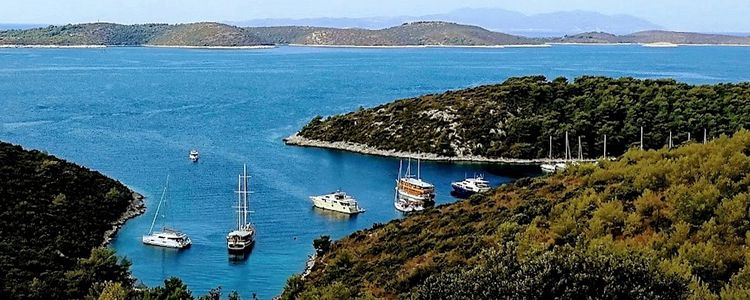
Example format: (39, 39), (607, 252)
(281, 131), (750, 299)
(291, 76), (750, 161)
(0, 141), (235, 299)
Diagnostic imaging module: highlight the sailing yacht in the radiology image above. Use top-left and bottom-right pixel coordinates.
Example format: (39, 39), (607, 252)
(394, 159), (435, 212)
(227, 165), (256, 254)
(142, 176), (192, 249)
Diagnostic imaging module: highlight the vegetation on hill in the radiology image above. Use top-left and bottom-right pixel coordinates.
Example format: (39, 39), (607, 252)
(0, 22), (266, 47)
(0, 141), (136, 298)
(248, 21), (538, 46)
(297, 76), (750, 160)
(0, 21), (537, 46)
(0, 23), (169, 45)
(553, 30), (750, 44)
(0, 141), (244, 299)
(146, 22), (266, 47)
(282, 130), (750, 299)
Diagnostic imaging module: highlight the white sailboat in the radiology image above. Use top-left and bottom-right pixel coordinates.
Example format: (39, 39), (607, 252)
(142, 176), (192, 249)
(227, 165), (256, 254)
(541, 136), (556, 173)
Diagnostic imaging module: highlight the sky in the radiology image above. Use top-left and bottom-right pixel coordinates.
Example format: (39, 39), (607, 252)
(1, 0), (748, 32)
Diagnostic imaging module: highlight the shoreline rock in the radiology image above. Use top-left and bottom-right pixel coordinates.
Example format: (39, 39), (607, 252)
(101, 191), (146, 247)
(283, 133), (596, 165)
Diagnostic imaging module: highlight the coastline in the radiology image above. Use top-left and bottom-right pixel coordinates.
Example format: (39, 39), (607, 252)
(101, 191), (146, 246)
(287, 43), (550, 49)
(143, 44), (276, 49)
(284, 133), (595, 164)
(0, 44), (107, 48)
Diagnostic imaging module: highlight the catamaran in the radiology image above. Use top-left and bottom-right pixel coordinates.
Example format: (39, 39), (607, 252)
(142, 176), (192, 249)
(451, 174), (491, 197)
(394, 159), (435, 212)
(227, 165), (256, 254)
(310, 190), (365, 215)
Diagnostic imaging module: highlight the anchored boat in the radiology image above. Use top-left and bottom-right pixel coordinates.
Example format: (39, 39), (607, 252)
(142, 175), (192, 249)
(310, 190), (365, 215)
(394, 159), (435, 212)
(227, 165), (256, 254)
(189, 150), (200, 163)
(451, 174), (491, 197)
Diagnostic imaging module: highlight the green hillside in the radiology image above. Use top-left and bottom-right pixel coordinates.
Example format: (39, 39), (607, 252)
(0, 141), (138, 298)
(282, 130), (750, 299)
(146, 22), (265, 46)
(296, 76), (750, 160)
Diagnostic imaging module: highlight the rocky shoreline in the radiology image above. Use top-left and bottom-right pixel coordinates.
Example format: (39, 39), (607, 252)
(284, 133), (596, 164)
(101, 191), (146, 246)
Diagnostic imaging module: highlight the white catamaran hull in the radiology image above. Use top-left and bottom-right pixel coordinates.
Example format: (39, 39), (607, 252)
(142, 235), (191, 249)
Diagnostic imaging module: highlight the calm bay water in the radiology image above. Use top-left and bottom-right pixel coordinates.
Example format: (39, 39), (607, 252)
(1, 45), (749, 298)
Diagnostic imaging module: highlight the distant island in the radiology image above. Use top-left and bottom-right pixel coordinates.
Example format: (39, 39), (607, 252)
(282, 130), (750, 299)
(288, 76), (750, 161)
(2, 21), (750, 47)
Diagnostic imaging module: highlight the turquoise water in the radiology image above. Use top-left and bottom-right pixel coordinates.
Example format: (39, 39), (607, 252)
(1, 45), (749, 298)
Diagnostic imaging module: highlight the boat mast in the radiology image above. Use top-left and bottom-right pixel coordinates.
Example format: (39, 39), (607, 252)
(688, 132), (691, 142)
(578, 136), (582, 160)
(704, 128), (707, 144)
(417, 159), (421, 179)
(640, 126), (644, 150)
(565, 131), (572, 160)
(243, 164), (249, 227)
(548, 136), (552, 159)
(237, 172), (242, 230)
(603, 135), (607, 159)
(148, 175), (169, 235)
(669, 131), (673, 149)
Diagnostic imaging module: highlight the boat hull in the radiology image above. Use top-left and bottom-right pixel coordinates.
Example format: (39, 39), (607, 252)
(451, 184), (477, 198)
(142, 235), (192, 249)
(311, 196), (364, 214)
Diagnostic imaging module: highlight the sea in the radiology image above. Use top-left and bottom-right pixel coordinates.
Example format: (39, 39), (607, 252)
(1, 45), (749, 299)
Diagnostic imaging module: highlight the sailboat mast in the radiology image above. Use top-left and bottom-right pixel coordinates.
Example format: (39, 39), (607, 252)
(417, 159), (421, 179)
(640, 126), (644, 150)
(243, 164), (249, 227)
(578, 136), (582, 160)
(603, 135), (607, 159)
(148, 175), (169, 235)
(565, 131), (572, 160)
(669, 131), (673, 149)
(704, 128), (707, 144)
(237, 174), (242, 231)
(549, 136), (552, 159)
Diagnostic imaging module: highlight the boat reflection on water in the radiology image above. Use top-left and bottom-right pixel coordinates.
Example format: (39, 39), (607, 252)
(312, 206), (361, 220)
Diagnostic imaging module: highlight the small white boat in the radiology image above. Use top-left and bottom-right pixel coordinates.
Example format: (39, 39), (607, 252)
(310, 190), (365, 215)
(189, 150), (199, 162)
(555, 163), (568, 171)
(540, 163), (557, 173)
(394, 199), (425, 212)
(227, 165), (256, 254)
(451, 175), (491, 197)
(142, 176), (192, 249)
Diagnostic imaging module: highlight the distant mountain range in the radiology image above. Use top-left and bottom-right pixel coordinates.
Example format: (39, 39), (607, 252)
(2, 21), (750, 47)
(230, 8), (662, 37)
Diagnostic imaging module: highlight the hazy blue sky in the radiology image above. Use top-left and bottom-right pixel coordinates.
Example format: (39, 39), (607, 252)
(2, 0), (748, 32)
